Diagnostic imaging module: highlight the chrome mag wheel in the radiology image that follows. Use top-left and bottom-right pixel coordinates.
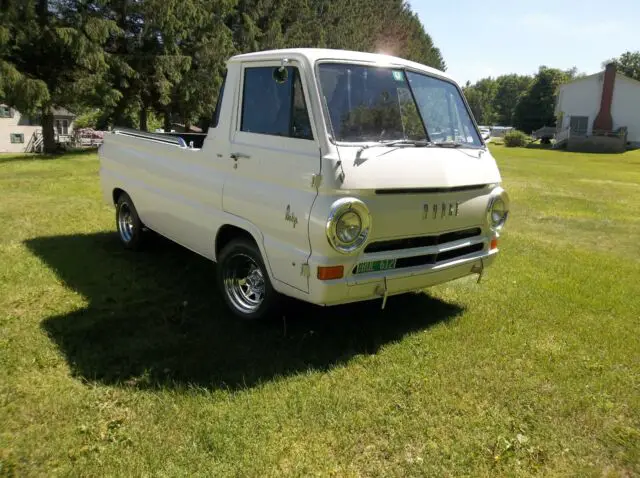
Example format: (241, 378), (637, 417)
(118, 202), (135, 243)
(223, 253), (266, 314)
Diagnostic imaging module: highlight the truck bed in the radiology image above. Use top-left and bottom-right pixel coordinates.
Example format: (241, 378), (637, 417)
(112, 127), (208, 149)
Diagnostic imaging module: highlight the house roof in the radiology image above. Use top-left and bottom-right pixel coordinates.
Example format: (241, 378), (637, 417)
(559, 70), (640, 91)
(52, 107), (75, 117)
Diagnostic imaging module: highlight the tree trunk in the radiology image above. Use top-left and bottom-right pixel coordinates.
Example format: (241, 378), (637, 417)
(112, 97), (133, 128)
(184, 117), (191, 132)
(36, 0), (49, 25)
(164, 109), (172, 132)
(140, 106), (148, 131)
(41, 109), (57, 155)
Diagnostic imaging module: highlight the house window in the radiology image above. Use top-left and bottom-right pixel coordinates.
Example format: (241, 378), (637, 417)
(10, 133), (24, 144)
(0, 105), (13, 118)
(569, 116), (589, 135)
(56, 119), (69, 135)
(240, 66), (313, 140)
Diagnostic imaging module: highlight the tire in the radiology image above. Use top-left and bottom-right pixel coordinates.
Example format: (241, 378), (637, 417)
(115, 192), (145, 250)
(216, 238), (279, 320)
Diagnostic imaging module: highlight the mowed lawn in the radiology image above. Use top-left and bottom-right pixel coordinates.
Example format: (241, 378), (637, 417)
(1, 145), (639, 477)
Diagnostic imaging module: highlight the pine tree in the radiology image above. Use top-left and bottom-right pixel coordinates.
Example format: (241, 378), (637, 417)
(170, 0), (235, 131)
(0, 0), (121, 153)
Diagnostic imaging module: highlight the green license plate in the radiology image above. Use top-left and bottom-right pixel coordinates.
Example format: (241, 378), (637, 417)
(356, 259), (397, 274)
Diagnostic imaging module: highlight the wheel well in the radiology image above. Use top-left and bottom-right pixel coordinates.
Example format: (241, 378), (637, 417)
(215, 225), (257, 259)
(112, 188), (125, 204)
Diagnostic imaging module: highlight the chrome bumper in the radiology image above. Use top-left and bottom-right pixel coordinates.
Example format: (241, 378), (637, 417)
(308, 248), (498, 306)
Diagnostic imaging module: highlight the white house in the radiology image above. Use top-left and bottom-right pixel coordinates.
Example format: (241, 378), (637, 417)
(555, 63), (640, 149)
(0, 105), (76, 153)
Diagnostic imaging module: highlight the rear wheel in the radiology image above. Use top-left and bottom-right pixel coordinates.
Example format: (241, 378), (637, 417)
(115, 192), (145, 250)
(217, 239), (279, 320)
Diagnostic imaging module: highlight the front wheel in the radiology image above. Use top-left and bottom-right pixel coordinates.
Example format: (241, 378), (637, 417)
(216, 239), (279, 320)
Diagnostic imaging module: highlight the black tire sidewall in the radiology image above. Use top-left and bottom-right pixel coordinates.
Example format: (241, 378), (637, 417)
(116, 193), (144, 250)
(217, 239), (278, 320)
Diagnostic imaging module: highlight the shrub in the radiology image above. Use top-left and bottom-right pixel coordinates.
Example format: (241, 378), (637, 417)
(74, 109), (102, 129)
(504, 130), (529, 147)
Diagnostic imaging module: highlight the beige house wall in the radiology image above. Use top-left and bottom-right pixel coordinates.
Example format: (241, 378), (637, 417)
(0, 109), (40, 153)
(0, 105), (76, 153)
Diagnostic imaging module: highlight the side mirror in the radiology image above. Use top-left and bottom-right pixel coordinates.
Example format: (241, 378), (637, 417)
(273, 58), (290, 84)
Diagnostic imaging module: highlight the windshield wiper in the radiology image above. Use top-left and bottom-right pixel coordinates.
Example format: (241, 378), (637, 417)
(432, 141), (464, 148)
(356, 139), (431, 154)
(432, 141), (484, 149)
(354, 139), (433, 165)
(378, 139), (432, 147)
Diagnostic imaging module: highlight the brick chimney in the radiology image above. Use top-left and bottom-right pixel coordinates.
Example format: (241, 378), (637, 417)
(593, 62), (617, 132)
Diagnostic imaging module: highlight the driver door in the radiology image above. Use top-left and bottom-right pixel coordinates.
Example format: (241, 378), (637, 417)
(223, 60), (320, 293)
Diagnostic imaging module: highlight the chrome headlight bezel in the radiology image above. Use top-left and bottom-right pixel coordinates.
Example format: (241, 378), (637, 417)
(486, 186), (510, 232)
(326, 198), (371, 254)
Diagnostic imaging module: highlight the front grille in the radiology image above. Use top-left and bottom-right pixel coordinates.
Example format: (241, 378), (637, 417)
(353, 242), (485, 275)
(395, 242), (484, 269)
(364, 227), (482, 253)
(435, 242), (484, 262)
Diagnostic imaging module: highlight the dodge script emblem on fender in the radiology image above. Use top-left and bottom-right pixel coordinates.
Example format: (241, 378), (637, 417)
(423, 202), (460, 219)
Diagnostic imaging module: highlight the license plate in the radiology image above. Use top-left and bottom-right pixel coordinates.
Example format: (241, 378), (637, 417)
(355, 259), (397, 274)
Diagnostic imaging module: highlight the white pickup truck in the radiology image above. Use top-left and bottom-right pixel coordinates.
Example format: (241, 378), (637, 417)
(99, 48), (510, 319)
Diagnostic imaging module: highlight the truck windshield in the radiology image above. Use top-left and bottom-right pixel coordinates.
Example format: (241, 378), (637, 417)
(317, 63), (482, 147)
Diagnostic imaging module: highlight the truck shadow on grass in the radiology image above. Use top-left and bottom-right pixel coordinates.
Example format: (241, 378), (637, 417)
(27, 232), (463, 391)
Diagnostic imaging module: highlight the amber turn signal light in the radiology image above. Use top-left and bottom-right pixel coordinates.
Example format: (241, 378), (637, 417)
(317, 265), (344, 280)
(490, 238), (498, 250)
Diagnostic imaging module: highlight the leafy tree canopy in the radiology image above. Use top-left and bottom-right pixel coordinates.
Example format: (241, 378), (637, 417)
(606, 50), (640, 82)
(1, 0), (446, 150)
(512, 66), (575, 133)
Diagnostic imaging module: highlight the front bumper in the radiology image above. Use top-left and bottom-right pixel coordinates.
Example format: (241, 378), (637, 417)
(307, 247), (498, 306)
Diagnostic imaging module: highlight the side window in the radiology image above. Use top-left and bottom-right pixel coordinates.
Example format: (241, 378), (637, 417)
(291, 71), (313, 140)
(212, 73), (226, 128)
(240, 66), (313, 140)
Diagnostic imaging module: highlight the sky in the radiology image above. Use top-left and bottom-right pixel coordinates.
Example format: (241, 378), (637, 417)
(413, 0), (640, 85)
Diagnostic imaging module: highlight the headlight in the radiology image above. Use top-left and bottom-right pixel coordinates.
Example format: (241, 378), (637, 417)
(487, 187), (510, 231)
(336, 211), (362, 243)
(326, 198), (371, 254)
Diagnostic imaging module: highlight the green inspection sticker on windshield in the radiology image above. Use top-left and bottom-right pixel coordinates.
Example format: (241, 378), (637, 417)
(392, 70), (404, 81)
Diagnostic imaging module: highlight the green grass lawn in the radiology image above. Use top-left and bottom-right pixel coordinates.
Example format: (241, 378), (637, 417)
(1, 146), (639, 476)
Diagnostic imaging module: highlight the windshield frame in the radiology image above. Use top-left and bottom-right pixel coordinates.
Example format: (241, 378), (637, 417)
(314, 59), (485, 148)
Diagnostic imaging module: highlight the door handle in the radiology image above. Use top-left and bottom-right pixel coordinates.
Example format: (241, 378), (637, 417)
(230, 152), (251, 160)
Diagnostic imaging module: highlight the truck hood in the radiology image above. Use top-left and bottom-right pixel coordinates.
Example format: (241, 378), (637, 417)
(335, 145), (502, 190)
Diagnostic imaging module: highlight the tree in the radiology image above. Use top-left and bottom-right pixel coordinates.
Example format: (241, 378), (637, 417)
(512, 66), (571, 133)
(109, 0), (445, 132)
(226, 0), (445, 71)
(2, 0), (446, 143)
(0, 0), (121, 153)
(170, 0), (235, 131)
(462, 74), (532, 126)
(493, 74), (531, 125)
(463, 77), (498, 125)
(607, 51), (640, 82)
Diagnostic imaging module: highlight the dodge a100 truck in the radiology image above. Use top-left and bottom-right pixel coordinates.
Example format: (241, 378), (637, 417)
(99, 48), (510, 319)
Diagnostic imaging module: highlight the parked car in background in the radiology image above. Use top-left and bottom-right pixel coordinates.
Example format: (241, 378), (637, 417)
(99, 48), (510, 319)
(478, 126), (492, 142)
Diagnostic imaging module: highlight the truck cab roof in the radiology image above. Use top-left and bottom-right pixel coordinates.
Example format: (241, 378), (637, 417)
(228, 48), (453, 82)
